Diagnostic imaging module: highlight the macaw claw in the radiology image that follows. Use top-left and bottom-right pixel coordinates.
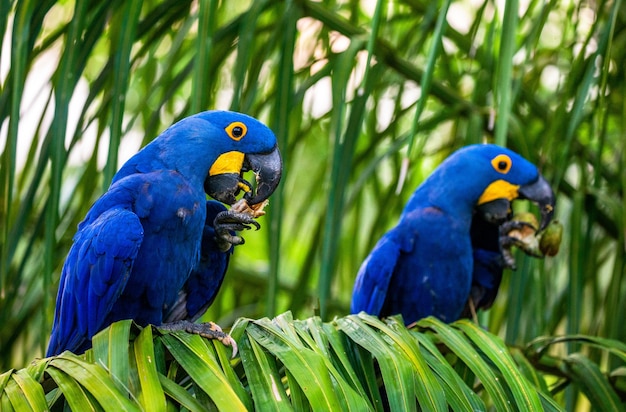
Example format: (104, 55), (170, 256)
(159, 320), (238, 358)
(214, 210), (261, 251)
(499, 219), (542, 270)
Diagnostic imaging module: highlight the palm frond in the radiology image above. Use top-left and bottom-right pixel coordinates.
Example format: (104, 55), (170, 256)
(2, 315), (625, 410)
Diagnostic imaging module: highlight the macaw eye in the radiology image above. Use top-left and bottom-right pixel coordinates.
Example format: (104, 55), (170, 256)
(491, 154), (512, 174)
(225, 122), (247, 141)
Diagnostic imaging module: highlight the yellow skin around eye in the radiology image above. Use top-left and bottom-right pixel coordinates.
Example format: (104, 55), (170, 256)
(477, 154), (518, 204)
(491, 154), (512, 173)
(225, 122), (247, 141)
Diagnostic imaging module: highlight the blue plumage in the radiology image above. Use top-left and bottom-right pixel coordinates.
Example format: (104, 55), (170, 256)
(47, 111), (281, 356)
(351, 144), (555, 324)
(164, 201), (232, 323)
(461, 214), (506, 318)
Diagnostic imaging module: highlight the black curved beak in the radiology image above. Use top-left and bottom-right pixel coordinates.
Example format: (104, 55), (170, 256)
(204, 146), (282, 206)
(518, 174), (555, 230)
(243, 146), (282, 205)
(476, 174), (556, 230)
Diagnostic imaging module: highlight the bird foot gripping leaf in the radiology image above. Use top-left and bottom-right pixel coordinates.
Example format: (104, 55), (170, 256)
(500, 211), (563, 269)
(159, 320), (238, 357)
(214, 199), (269, 251)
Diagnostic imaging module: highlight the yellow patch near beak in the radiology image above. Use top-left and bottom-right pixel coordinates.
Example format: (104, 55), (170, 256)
(209, 151), (245, 176)
(478, 179), (520, 205)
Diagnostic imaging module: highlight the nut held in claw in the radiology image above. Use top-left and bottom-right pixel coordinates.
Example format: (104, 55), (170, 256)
(507, 212), (541, 256)
(539, 220), (563, 256)
(231, 198), (268, 218)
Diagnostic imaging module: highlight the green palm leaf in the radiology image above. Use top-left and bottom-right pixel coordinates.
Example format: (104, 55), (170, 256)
(1, 314), (624, 410)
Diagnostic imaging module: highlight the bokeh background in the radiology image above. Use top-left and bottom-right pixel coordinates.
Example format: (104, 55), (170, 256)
(1, 0), (623, 389)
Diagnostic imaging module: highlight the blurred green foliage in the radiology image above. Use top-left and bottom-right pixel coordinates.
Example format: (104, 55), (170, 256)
(0, 1), (624, 409)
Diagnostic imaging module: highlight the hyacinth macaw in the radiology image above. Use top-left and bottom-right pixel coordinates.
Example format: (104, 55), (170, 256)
(350, 144), (555, 325)
(47, 110), (281, 356)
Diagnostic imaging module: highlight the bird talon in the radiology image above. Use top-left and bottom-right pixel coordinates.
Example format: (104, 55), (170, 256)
(160, 320), (238, 358)
(214, 210), (261, 230)
(501, 247), (517, 270)
(214, 210), (262, 250)
(499, 216), (543, 259)
(216, 233), (244, 252)
(500, 219), (537, 233)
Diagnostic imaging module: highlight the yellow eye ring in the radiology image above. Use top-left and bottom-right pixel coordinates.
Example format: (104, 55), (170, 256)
(225, 122), (247, 141)
(491, 154), (512, 174)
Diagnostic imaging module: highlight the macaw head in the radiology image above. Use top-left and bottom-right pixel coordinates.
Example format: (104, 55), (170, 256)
(428, 144), (555, 230)
(197, 111), (282, 205)
(152, 110), (282, 206)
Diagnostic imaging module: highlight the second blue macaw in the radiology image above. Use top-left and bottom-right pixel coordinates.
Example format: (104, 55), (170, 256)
(47, 110), (282, 356)
(351, 144), (555, 324)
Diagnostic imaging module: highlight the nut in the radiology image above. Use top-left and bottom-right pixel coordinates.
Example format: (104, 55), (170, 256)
(538, 220), (563, 257)
(231, 198), (268, 218)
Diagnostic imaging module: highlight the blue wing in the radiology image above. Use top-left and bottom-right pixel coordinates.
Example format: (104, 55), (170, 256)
(351, 207), (473, 325)
(164, 200), (231, 323)
(47, 209), (143, 356)
(350, 230), (411, 316)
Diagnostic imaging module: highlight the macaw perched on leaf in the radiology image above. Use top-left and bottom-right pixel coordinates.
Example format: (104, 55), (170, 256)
(47, 110), (281, 357)
(350, 144), (555, 325)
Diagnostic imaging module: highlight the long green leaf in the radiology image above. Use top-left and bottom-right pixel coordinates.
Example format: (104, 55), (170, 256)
(405, 0), (451, 159)
(8, 369), (47, 412)
(493, 0), (518, 146)
(190, 0), (218, 113)
(238, 331), (292, 411)
(160, 332), (247, 411)
(411, 332), (486, 411)
(158, 372), (206, 412)
(0, 369), (12, 393)
(337, 315), (416, 411)
(3, 376), (33, 411)
(527, 335), (626, 363)
(91, 318), (133, 393)
(1, 0), (36, 296)
(103, 0), (143, 186)
(418, 317), (513, 411)
(49, 353), (140, 411)
(324, 322), (385, 411)
(365, 315), (448, 411)
(210, 339), (254, 410)
(247, 317), (344, 410)
(290, 316), (373, 411)
(456, 320), (544, 410)
(46, 366), (96, 411)
(134, 326), (167, 411)
(565, 353), (624, 412)
(510, 348), (550, 395)
(266, 0), (297, 318)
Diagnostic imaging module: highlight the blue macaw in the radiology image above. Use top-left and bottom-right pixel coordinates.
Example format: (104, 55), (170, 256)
(47, 110), (282, 356)
(350, 144), (555, 324)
